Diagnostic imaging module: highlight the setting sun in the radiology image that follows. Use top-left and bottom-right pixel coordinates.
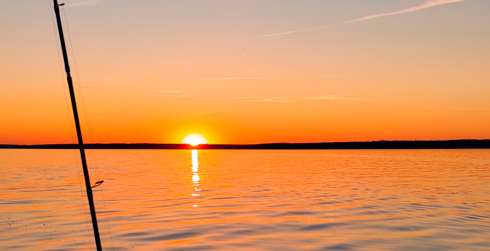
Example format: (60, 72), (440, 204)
(182, 134), (208, 146)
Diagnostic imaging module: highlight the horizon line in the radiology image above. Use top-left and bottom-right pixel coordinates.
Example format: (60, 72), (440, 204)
(1, 139), (489, 147)
(1, 139), (489, 150)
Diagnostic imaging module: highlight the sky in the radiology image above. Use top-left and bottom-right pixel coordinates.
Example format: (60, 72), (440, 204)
(1, 0), (489, 144)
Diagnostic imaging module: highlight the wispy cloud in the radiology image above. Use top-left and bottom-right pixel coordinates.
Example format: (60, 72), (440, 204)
(160, 95), (188, 98)
(263, 0), (465, 37)
(302, 95), (356, 100)
(202, 77), (277, 81)
(234, 95), (360, 102)
(234, 97), (290, 103)
(262, 26), (333, 38)
(341, 0), (464, 25)
(52, 79), (100, 84)
(65, 0), (102, 7)
(200, 76), (343, 81)
(253, 98), (289, 103)
(157, 90), (183, 93)
(233, 97), (260, 99)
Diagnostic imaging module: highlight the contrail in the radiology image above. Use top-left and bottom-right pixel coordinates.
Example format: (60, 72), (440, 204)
(261, 25), (332, 38)
(263, 0), (465, 37)
(341, 0), (464, 25)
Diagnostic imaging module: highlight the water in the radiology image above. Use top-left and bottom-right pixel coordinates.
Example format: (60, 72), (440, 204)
(1, 149), (490, 250)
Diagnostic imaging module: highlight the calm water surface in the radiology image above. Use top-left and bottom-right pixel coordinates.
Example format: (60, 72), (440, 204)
(1, 149), (489, 250)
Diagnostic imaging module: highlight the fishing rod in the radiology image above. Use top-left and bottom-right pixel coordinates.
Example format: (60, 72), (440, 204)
(52, 1), (103, 250)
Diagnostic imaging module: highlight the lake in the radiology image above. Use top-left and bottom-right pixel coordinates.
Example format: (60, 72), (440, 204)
(1, 149), (489, 250)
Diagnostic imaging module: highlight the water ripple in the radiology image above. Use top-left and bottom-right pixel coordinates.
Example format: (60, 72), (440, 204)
(1, 149), (490, 250)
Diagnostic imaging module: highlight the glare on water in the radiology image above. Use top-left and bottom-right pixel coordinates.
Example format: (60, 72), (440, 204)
(1, 149), (490, 250)
(192, 150), (201, 199)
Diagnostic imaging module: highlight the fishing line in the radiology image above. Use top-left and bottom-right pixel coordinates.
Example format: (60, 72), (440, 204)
(48, 0), (92, 248)
(61, 5), (115, 250)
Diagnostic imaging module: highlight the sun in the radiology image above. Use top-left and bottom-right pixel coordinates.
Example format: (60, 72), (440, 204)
(182, 134), (208, 146)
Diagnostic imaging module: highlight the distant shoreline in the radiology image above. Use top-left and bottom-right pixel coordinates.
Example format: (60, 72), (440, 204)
(1, 140), (489, 150)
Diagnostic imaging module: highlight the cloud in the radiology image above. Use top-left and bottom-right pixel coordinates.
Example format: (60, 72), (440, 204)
(201, 77), (273, 81)
(234, 97), (289, 102)
(262, 26), (332, 38)
(253, 98), (289, 102)
(233, 97), (261, 99)
(52, 79), (100, 84)
(65, 0), (102, 7)
(157, 90), (183, 93)
(302, 95), (356, 100)
(200, 76), (343, 81)
(341, 0), (464, 25)
(263, 0), (464, 37)
(234, 95), (359, 102)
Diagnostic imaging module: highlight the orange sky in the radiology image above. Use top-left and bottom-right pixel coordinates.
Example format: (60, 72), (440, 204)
(1, 0), (489, 144)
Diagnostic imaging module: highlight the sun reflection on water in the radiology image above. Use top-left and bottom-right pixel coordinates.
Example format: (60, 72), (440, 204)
(192, 150), (198, 173)
(191, 150), (201, 200)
